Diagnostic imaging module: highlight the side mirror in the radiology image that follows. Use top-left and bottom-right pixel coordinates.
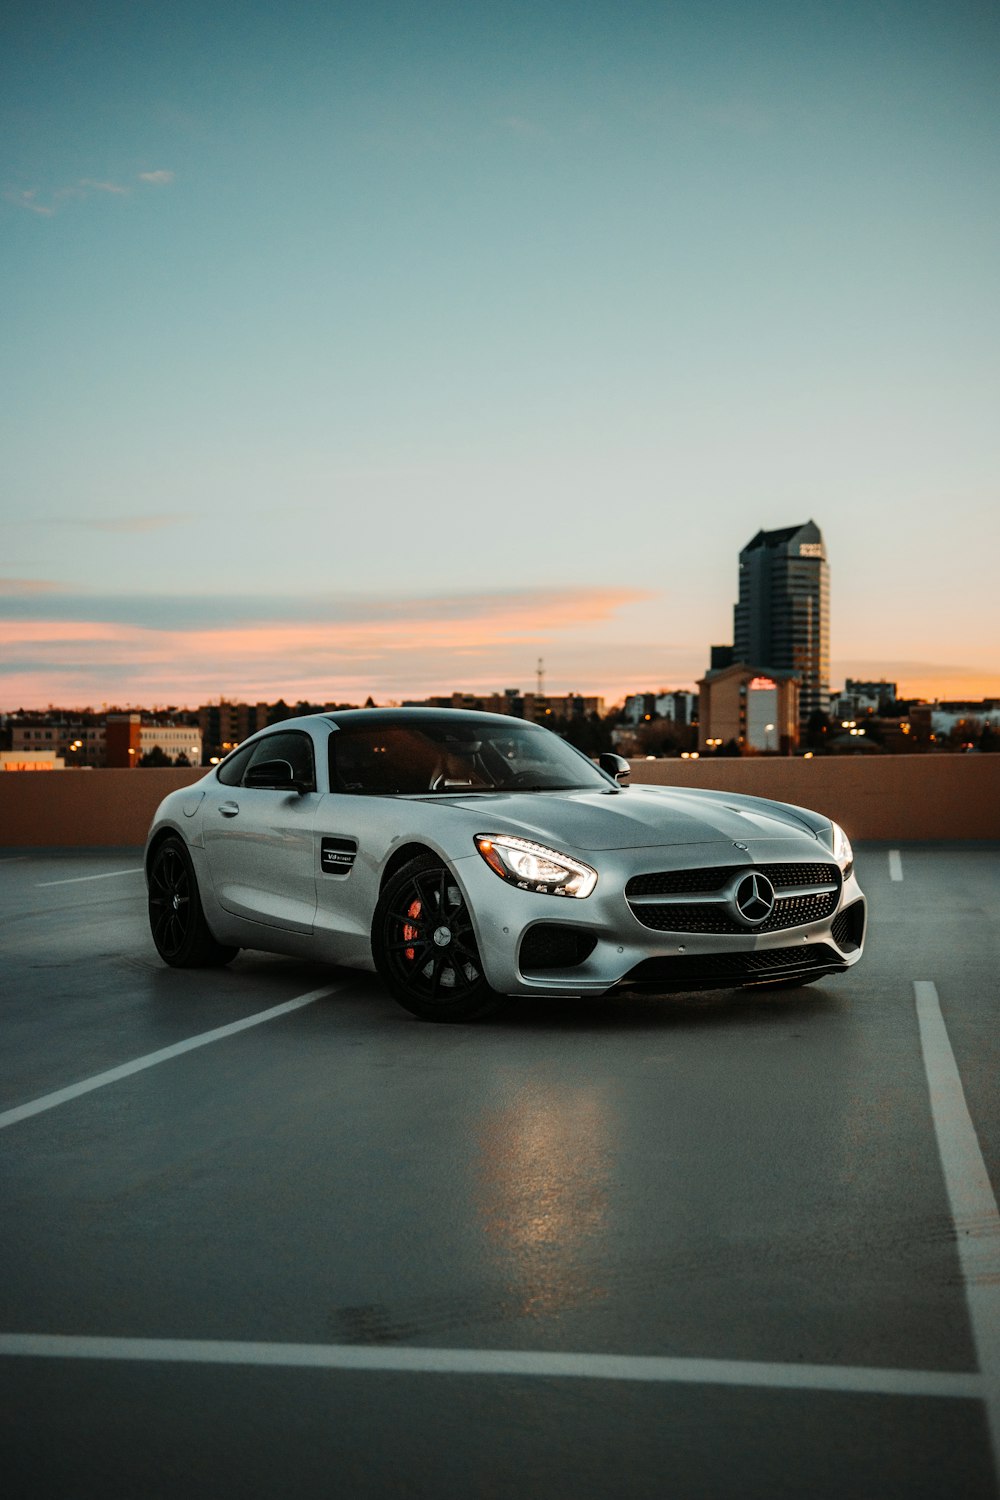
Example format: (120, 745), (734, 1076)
(244, 758), (308, 793)
(599, 752), (631, 784)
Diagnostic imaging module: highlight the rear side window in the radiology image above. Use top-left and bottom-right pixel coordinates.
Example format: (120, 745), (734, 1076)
(216, 743), (255, 786)
(216, 731), (317, 790)
(245, 731), (317, 790)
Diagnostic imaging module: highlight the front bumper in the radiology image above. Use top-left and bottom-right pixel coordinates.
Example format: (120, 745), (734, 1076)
(451, 837), (866, 998)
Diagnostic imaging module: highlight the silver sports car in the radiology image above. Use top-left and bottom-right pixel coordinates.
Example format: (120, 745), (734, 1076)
(145, 707), (866, 1021)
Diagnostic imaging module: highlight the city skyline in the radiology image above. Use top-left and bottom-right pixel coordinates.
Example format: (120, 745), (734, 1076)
(2, 1), (998, 710)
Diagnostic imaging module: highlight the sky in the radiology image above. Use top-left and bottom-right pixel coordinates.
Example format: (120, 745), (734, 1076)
(2, 0), (998, 711)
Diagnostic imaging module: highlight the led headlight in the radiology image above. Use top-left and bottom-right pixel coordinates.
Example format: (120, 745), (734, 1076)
(475, 835), (597, 898)
(823, 820), (854, 877)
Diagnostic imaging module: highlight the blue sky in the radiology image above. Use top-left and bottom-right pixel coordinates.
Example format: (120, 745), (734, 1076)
(2, 0), (998, 708)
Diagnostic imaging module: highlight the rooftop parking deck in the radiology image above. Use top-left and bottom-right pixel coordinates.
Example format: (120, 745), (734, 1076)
(2, 842), (999, 1497)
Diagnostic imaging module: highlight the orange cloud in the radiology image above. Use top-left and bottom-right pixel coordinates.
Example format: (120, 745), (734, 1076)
(0, 579), (60, 594)
(0, 587), (654, 708)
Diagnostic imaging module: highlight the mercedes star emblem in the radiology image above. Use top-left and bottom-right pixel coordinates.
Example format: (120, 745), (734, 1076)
(733, 872), (776, 926)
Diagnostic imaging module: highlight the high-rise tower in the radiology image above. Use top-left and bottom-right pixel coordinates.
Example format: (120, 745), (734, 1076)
(733, 521), (829, 724)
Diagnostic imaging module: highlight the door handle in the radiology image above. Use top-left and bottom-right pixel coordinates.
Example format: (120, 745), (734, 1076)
(219, 801), (240, 817)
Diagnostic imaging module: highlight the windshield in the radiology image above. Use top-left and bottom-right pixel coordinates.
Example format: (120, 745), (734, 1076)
(328, 718), (613, 796)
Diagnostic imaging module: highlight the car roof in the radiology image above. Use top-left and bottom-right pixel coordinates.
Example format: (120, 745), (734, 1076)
(265, 707), (551, 734)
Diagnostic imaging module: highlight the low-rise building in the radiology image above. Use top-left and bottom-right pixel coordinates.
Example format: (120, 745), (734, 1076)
(623, 691), (697, 725)
(697, 664), (801, 753)
(401, 690), (605, 721)
(11, 718), (106, 767)
(0, 749), (66, 771)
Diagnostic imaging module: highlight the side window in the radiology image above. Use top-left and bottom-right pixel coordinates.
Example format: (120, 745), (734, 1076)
(216, 743), (255, 787)
(244, 731), (317, 791)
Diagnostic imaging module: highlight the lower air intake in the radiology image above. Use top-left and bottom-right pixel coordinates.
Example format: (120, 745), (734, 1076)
(520, 925), (597, 973)
(617, 943), (845, 993)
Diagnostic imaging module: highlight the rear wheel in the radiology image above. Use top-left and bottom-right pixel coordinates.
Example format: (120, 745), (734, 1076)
(373, 855), (501, 1022)
(148, 836), (238, 968)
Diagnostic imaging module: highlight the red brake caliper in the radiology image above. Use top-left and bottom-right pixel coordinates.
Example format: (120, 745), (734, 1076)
(403, 899), (421, 961)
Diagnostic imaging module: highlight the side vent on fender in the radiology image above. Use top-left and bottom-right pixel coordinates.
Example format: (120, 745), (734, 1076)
(321, 837), (358, 875)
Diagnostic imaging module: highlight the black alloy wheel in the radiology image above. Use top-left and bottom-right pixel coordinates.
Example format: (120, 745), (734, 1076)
(373, 854), (500, 1021)
(148, 836), (238, 968)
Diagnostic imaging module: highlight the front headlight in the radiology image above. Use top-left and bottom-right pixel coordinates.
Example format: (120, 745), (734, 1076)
(824, 820), (854, 876)
(474, 834), (597, 898)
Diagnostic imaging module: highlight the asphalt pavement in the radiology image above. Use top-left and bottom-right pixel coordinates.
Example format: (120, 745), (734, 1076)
(1, 842), (998, 1499)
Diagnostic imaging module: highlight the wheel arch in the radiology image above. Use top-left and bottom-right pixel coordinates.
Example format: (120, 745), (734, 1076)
(379, 841), (446, 894)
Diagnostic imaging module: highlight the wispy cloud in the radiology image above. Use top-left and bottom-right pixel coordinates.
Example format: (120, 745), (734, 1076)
(78, 178), (128, 195)
(67, 514), (189, 535)
(6, 170), (174, 217)
(0, 578), (59, 594)
(0, 586), (659, 707)
(5, 188), (54, 217)
(0, 584), (648, 631)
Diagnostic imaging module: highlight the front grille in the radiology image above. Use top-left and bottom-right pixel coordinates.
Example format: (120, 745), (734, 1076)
(832, 900), (866, 952)
(626, 862), (841, 934)
(618, 943), (844, 993)
(626, 862), (838, 898)
(519, 925), (597, 973)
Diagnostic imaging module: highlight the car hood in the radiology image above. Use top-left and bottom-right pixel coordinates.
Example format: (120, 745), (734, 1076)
(435, 784), (824, 852)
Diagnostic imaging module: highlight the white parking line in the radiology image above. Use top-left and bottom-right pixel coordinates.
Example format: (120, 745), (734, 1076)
(36, 867), (144, 887)
(0, 1333), (983, 1399)
(888, 850), (903, 881)
(914, 980), (1000, 1479)
(0, 987), (338, 1131)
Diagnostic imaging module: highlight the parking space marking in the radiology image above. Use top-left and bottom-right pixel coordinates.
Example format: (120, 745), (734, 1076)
(36, 867), (144, 887)
(915, 980), (1000, 1477)
(0, 1333), (984, 1399)
(888, 850), (903, 881)
(0, 986), (338, 1131)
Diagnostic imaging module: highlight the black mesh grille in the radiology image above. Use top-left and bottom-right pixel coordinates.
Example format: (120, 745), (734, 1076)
(626, 862), (838, 899)
(519, 925), (598, 973)
(626, 862), (840, 934)
(618, 943), (844, 992)
(832, 900), (866, 952)
(627, 868), (736, 897)
(631, 891), (838, 935)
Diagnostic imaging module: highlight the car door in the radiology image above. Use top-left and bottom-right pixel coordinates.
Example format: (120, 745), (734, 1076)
(202, 729), (321, 934)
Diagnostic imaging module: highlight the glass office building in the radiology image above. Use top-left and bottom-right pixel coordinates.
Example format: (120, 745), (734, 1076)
(733, 521), (830, 725)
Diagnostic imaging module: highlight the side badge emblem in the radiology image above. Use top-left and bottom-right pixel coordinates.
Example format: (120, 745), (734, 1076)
(733, 841), (749, 852)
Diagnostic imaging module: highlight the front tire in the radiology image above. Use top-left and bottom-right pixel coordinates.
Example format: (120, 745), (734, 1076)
(148, 836), (238, 969)
(372, 855), (501, 1022)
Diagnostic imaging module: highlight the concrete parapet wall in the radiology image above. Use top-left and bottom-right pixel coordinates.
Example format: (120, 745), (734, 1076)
(0, 768), (204, 848)
(0, 756), (997, 847)
(629, 755), (999, 840)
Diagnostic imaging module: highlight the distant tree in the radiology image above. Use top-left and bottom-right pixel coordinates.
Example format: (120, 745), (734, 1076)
(552, 713), (613, 757)
(175, 752), (191, 767)
(635, 719), (697, 757)
(139, 746), (171, 768)
(804, 710), (833, 751)
(980, 723), (999, 753)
